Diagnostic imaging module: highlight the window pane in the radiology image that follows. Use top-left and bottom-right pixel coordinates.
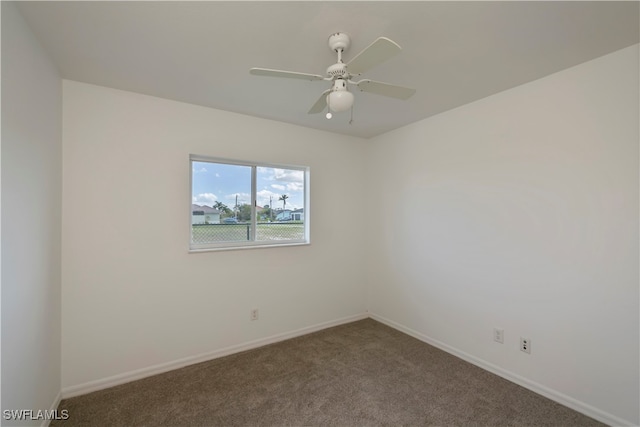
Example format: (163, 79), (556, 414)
(190, 156), (308, 251)
(191, 161), (252, 244)
(256, 166), (305, 242)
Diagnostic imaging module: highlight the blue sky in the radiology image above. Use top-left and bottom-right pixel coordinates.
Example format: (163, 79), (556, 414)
(192, 161), (305, 210)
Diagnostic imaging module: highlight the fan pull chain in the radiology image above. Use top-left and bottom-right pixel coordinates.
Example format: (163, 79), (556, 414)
(349, 105), (354, 125)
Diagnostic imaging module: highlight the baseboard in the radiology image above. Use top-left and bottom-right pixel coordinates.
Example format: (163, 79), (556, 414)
(59, 311), (635, 426)
(40, 391), (62, 427)
(62, 312), (368, 399)
(369, 312), (635, 427)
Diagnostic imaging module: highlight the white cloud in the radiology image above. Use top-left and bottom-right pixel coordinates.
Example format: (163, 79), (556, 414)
(192, 167), (207, 174)
(256, 189), (281, 207)
(273, 168), (303, 183)
(286, 182), (303, 192)
(259, 167), (303, 183)
(268, 182), (302, 193)
(192, 192), (217, 205)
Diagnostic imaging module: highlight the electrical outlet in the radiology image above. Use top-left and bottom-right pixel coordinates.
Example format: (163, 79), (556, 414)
(520, 337), (531, 354)
(493, 328), (504, 344)
(250, 309), (259, 321)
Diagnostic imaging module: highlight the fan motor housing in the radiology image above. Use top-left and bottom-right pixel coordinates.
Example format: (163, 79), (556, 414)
(327, 63), (348, 78)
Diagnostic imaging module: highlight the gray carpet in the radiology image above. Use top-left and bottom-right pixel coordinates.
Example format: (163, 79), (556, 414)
(52, 319), (604, 426)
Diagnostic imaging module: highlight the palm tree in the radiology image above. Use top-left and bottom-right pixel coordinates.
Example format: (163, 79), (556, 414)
(213, 201), (231, 215)
(278, 194), (289, 211)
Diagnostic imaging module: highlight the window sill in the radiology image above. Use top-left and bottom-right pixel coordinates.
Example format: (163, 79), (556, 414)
(189, 241), (310, 253)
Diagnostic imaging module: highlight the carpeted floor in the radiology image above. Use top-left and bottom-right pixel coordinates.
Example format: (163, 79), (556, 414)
(52, 319), (604, 426)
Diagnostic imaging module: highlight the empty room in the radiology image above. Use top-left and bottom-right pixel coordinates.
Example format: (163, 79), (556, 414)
(2, 1), (638, 426)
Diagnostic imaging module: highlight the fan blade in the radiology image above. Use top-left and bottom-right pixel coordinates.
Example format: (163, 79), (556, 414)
(346, 37), (401, 76)
(250, 68), (325, 81)
(308, 89), (331, 114)
(356, 80), (416, 100)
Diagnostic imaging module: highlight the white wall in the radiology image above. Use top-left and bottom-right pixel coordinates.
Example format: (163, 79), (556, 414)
(366, 45), (639, 425)
(20, 12), (635, 424)
(61, 81), (368, 391)
(1, 2), (63, 424)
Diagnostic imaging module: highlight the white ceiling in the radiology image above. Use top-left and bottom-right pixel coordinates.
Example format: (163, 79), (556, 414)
(16, 1), (639, 139)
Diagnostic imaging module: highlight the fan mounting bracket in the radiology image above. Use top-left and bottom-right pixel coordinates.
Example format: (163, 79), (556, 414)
(328, 33), (350, 53)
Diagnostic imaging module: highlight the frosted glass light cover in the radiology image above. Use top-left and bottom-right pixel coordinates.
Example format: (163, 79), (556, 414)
(327, 90), (354, 112)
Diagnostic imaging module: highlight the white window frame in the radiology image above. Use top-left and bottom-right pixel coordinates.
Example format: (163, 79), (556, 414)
(189, 154), (310, 252)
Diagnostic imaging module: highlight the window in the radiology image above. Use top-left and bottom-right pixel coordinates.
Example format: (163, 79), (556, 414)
(190, 155), (309, 251)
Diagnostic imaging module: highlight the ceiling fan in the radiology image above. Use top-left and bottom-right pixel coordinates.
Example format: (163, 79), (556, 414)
(250, 33), (416, 120)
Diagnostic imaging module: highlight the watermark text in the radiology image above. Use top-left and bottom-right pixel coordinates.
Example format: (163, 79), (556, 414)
(3, 409), (69, 421)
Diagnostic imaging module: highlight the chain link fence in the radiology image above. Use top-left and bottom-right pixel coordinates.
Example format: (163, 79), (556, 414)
(192, 222), (304, 244)
(256, 222), (305, 241)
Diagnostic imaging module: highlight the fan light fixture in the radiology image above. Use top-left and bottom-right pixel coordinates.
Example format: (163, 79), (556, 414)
(327, 90), (354, 112)
(327, 84), (353, 113)
(325, 79), (353, 119)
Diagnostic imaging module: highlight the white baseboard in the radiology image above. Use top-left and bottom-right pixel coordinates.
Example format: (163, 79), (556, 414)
(61, 312), (368, 399)
(60, 311), (635, 426)
(40, 391), (62, 427)
(369, 312), (635, 427)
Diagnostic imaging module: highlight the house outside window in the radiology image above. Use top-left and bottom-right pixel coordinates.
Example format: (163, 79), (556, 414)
(191, 204), (221, 225)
